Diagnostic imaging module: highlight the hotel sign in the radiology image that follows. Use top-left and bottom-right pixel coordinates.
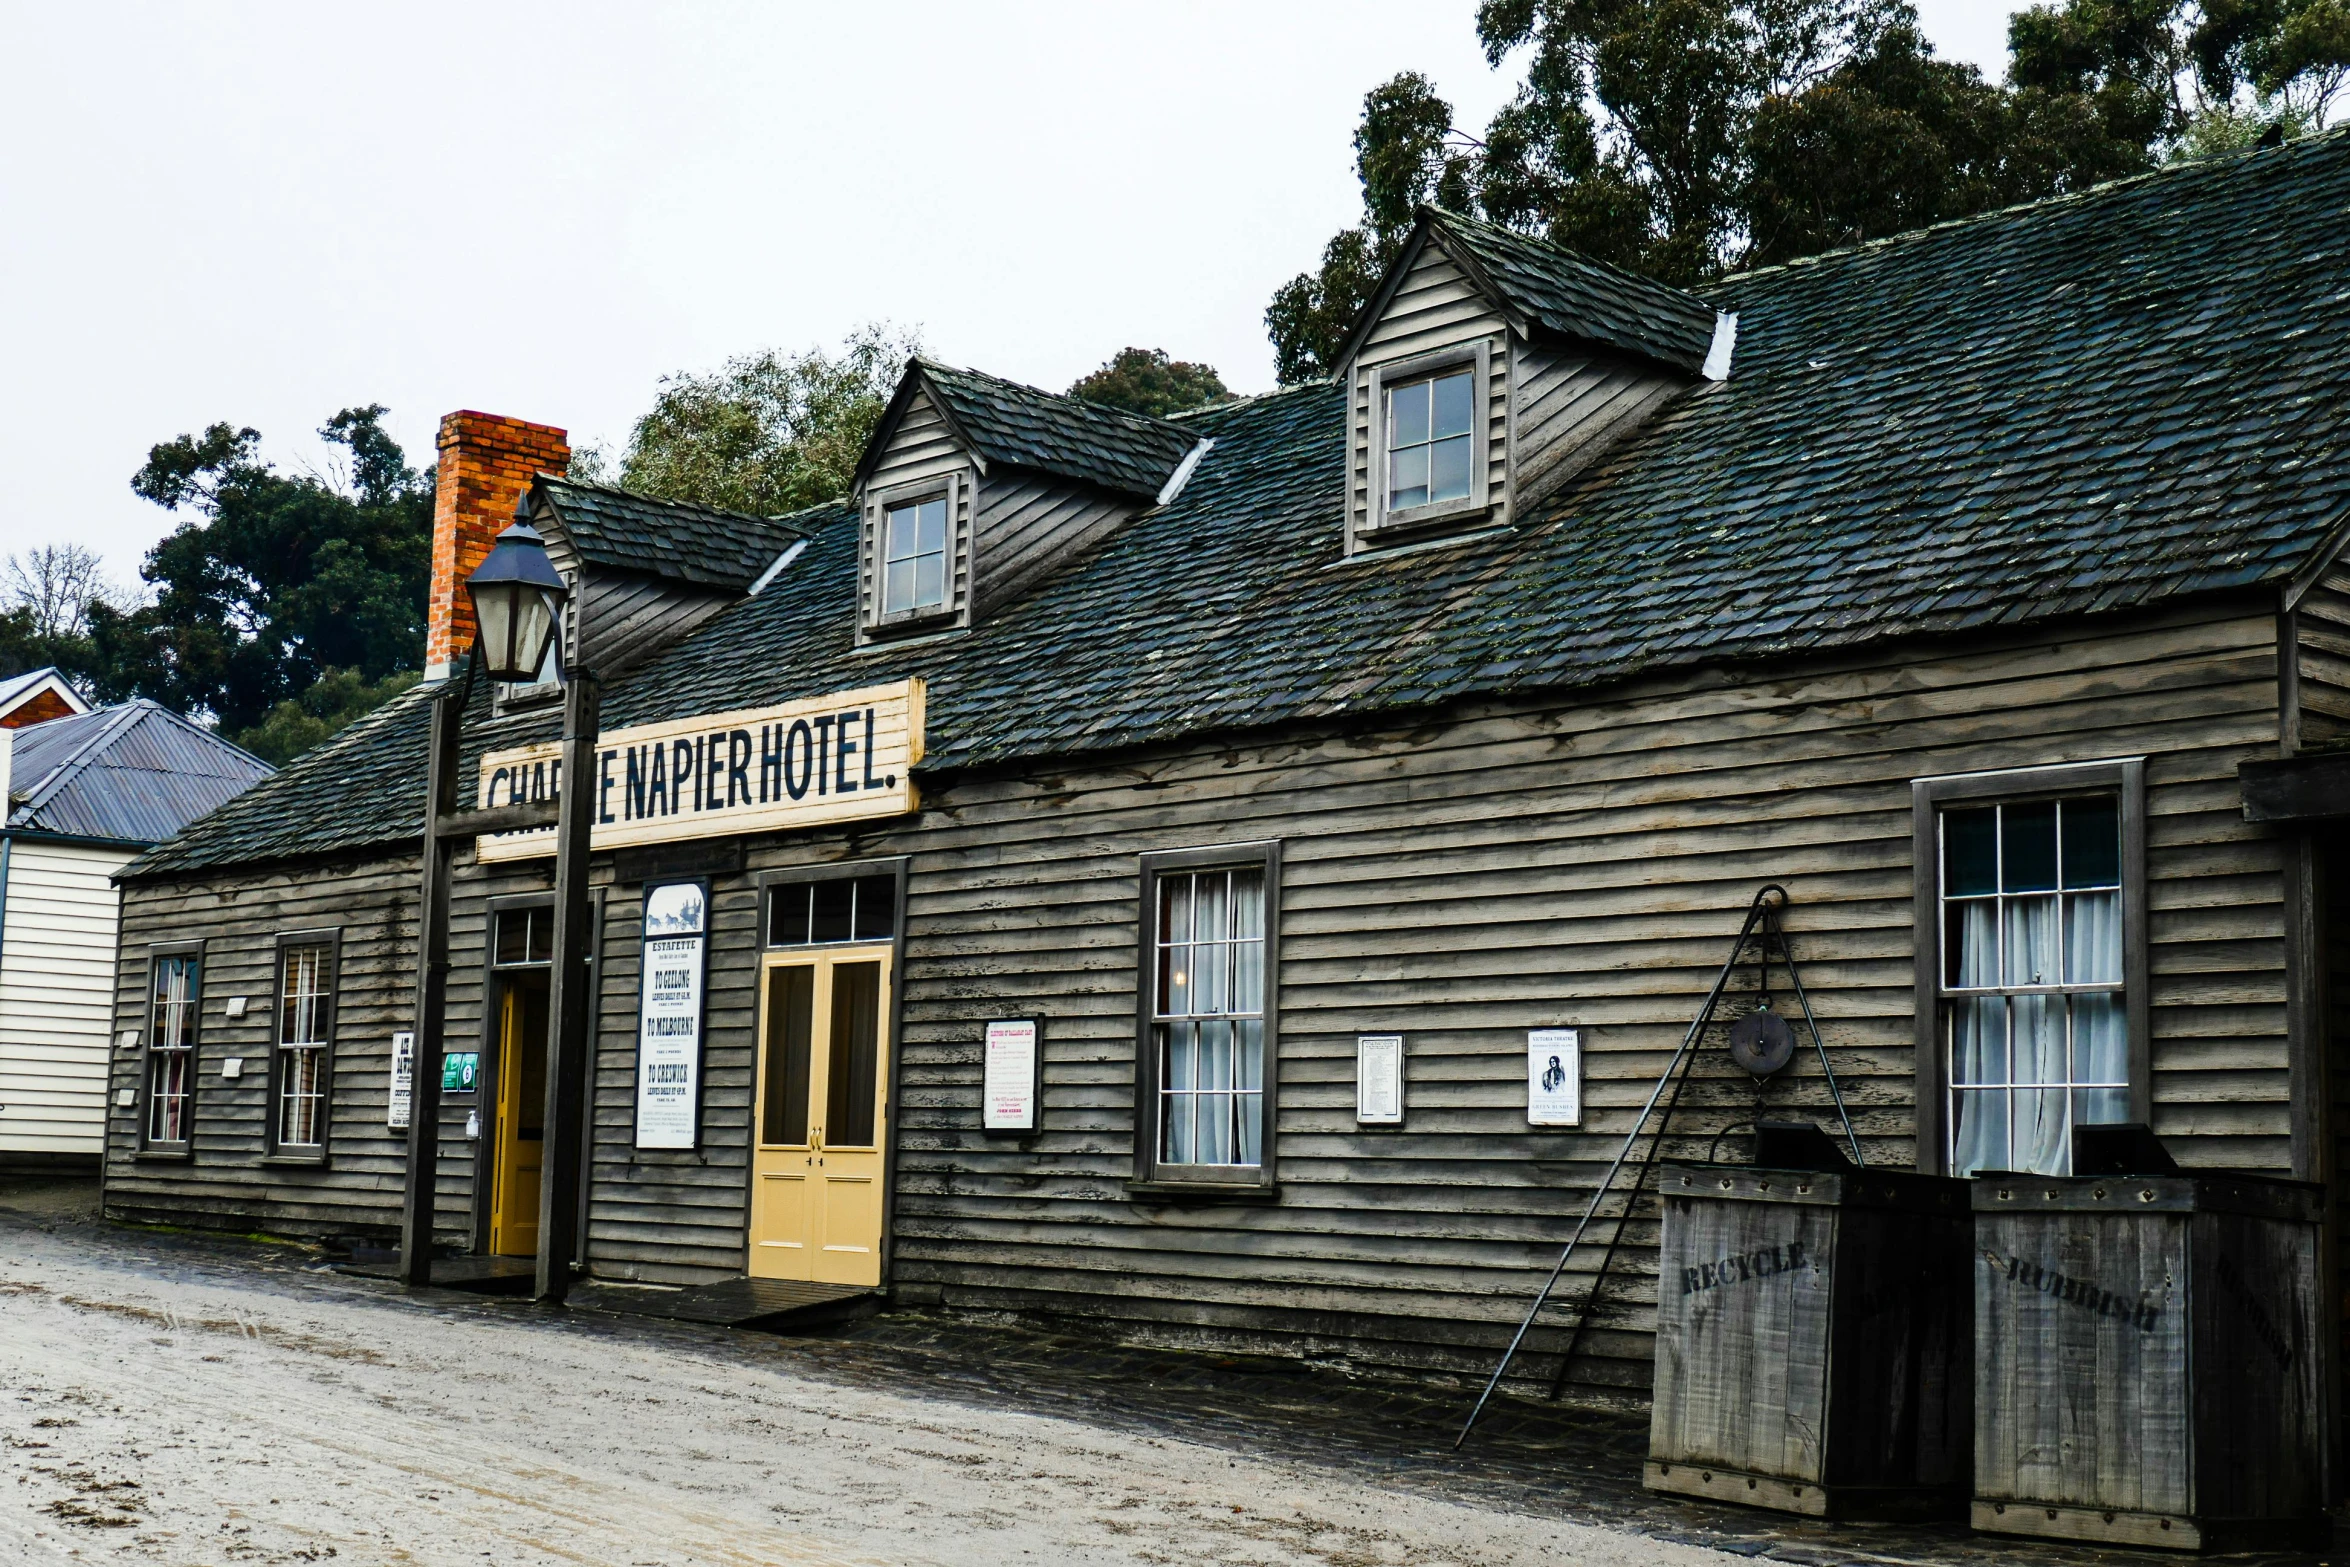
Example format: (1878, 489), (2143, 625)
(474, 678), (924, 862)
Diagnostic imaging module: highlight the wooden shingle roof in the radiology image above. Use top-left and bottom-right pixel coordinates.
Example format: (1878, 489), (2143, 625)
(125, 130), (2350, 878)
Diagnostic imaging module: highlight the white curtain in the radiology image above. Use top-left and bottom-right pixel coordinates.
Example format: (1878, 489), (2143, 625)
(1949, 902), (2005, 1174)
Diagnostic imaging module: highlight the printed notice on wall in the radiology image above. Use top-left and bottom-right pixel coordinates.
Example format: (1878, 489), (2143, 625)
(1527, 1028), (1581, 1126)
(635, 881), (707, 1149)
(982, 1020), (1039, 1132)
(387, 1031), (415, 1130)
(1356, 1035), (1404, 1124)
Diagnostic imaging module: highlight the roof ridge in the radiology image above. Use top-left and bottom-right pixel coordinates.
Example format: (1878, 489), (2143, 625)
(1710, 122), (2350, 292)
(918, 357), (1193, 441)
(540, 473), (809, 528)
(1423, 203), (1713, 313)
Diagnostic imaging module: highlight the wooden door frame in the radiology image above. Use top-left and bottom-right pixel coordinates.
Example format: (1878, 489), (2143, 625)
(744, 858), (909, 1284)
(470, 893), (552, 1255)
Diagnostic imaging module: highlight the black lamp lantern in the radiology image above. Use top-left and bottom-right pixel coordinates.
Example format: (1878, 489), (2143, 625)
(465, 517), (568, 683)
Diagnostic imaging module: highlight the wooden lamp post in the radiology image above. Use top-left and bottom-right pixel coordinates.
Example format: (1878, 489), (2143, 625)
(398, 507), (596, 1301)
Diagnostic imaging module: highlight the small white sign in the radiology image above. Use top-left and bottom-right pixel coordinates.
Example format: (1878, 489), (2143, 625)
(224, 996), (248, 1019)
(117, 1029), (139, 1050)
(387, 1031), (415, 1130)
(983, 1020), (1039, 1132)
(115, 1087), (136, 1108)
(1528, 1028), (1581, 1126)
(635, 882), (707, 1149)
(1356, 1035), (1404, 1124)
(220, 1057), (244, 1079)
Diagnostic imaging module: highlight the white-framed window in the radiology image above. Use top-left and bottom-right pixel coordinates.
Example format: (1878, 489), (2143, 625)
(1914, 760), (2146, 1177)
(881, 494), (949, 616)
(1386, 368), (1475, 513)
(1364, 342), (1491, 541)
(1137, 843), (1280, 1188)
(273, 938), (336, 1152)
(144, 947), (201, 1148)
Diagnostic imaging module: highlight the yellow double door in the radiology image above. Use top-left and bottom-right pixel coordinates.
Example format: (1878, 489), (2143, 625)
(749, 948), (891, 1287)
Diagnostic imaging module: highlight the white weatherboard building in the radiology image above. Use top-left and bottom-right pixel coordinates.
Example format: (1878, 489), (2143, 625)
(0, 695), (270, 1170)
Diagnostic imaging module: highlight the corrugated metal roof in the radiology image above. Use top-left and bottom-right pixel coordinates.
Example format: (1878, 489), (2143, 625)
(7, 701), (273, 845)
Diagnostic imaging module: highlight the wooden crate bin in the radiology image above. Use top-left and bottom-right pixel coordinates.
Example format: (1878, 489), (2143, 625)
(1971, 1172), (2325, 1551)
(1646, 1162), (1973, 1518)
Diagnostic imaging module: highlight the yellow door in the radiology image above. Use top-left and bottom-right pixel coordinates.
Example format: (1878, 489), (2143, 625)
(490, 974), (548, 1257)
(749, 949), (891, 1286)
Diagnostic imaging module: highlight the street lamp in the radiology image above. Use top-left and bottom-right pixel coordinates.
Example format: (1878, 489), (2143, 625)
(400, 484), (599, 1306)
(465, 519), (568, 684)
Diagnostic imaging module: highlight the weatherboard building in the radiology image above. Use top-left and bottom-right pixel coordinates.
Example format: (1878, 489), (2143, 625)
(98, 136), (2350, 1416)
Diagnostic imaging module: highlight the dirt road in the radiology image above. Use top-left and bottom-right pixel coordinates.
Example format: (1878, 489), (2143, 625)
(0, 1200), (1737, 1567)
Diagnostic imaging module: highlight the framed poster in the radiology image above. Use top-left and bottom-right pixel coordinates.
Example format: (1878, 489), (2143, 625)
(1356, 1034), (1404, 1124)
(634, 879), (708, 1150)
(1527, 1027), (1581, 1126)
(387, 1031), (415, 1130)
(982, 1019), (1040, 1133)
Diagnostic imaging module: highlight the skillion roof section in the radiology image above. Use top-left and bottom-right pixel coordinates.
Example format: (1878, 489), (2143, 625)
(127, 129), (2350, 877)
(854, 358), (1199, 500)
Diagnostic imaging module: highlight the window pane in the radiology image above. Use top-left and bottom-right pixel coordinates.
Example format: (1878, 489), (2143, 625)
(762, 966), (814, 1145)
(852, 875), (896, 942)
(2063, 890), (2121, 984)
(1389, 379), (1430, 447)
(913, 549), (945, 609)
(1161, 935), (1192, 1017)
(1430, 434), (1472, 504)
(1950, 996), (2006, 1086)
(1431, 371), (1474, 439)
(1235, 1018), (1263, 1092)
(149, 1051), (189, 1143)
(885, 503), (918, 563)
(281, 945), (329, 1047)
(497, 911), (526, 965)
(884, 558), (916, 613)
(529, 909), (552, 964)
(826, 961), (882, 1147)
(1235, 1092), (1263, 1166)
(916, 498), (948, 557)
(1944, 899), (1996, 987)
(2001, 894), (2058, 987)
(812, 879), (854, 943)
(1163, 874), (1193, 946)
(2012, 1088), (2070, 1174)
(2073, 1086), (2129, 1130)
(1388, 444), (1429, 510)
(2061, 796), (2121, 888)
(2011, 993), (2065, 1086)
(2002, 801), (2058, 891)
(1943, 808), (1997, 897)
(771, 884), (812, 947)
(2071, 992), (2127, 1084)
(1951, 1087), (2008, 1175)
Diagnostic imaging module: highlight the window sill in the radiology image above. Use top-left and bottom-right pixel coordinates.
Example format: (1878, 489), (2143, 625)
(134, 1147), (192, 1163)
(261, 1153), (329, 1170)
(863, 609), (959, 644)
(1368, 496), (1491, 538)
(1126, 1178), (1278, 1203)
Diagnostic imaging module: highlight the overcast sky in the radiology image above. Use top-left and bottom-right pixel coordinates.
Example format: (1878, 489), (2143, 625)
(0, 2), (2015, 584)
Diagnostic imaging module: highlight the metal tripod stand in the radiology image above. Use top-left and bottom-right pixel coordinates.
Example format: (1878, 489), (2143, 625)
(1453, 883), (1862, 1449)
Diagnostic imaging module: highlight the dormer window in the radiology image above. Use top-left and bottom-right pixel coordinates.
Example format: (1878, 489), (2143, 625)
(1364, 342), (1492, 540)
(882, 494), (949, 615)
(1386, 368), (1474, 512)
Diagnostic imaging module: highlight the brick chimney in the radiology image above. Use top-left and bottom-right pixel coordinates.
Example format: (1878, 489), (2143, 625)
(426, 411), (571, 678)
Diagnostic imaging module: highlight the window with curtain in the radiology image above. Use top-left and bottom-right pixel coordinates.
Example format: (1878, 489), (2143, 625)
(276, 942), (333, 1150)
(146, 951), (200, 1145)
(1940, 795), (2126, 1175)
(1152, 865), (1267, 1169)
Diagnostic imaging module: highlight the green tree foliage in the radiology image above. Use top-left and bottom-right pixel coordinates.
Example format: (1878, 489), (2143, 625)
(616, 324), (920, 516)
(226, 665), (421, 766)
(1067, 349), (1234, 418)
(1267, 0), (2350, 381)
(97, 406), (434, 737)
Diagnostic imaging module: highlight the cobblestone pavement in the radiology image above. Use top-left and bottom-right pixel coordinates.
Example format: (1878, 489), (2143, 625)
(0, 1178), (2334, 1567)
